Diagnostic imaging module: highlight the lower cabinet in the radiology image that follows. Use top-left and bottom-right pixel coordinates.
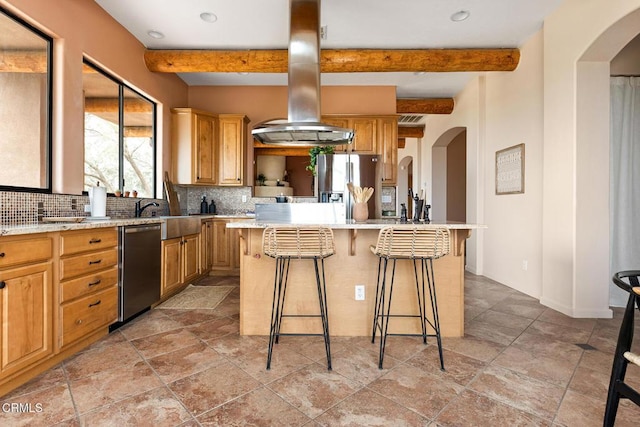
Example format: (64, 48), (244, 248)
(200, 219), (214, 275)
(58, 228), (119, 349)
(161, 233), (200, 298)
(212, 218), (247, 274)
(0, 260), (53, 378)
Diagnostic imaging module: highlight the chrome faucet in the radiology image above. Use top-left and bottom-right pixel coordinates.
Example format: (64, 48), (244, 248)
(134, 200), (159, 218)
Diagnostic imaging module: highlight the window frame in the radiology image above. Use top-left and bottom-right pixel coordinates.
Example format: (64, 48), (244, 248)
(0, 7), (53, 194)
(83, 59), (157, 198)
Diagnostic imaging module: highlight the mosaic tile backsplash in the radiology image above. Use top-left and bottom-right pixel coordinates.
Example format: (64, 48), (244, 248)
(1, 184), (397, 225)
(0, 191), (167, 226)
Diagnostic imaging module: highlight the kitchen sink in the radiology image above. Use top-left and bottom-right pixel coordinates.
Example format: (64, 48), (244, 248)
(159, 216), (201, 240)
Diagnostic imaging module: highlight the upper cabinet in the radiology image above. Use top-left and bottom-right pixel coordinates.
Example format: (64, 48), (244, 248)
(377, 116), (398, 185)
(171, 109), (249, 186)
(218, 114), (250, 186)
(323, 116), (377, 154)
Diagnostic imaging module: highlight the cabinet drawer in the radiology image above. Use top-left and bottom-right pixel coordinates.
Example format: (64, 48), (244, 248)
(60, 228), (117, 256)
(0, 237), (52, 268)
(60, 285), (118, 348)
(60, 265), (118, 303)
(59, 249), (117, 281)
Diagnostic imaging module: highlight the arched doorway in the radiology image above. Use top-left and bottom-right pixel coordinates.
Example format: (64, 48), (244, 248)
(575, 8), (640, 307)
(431, 127), (466, 222)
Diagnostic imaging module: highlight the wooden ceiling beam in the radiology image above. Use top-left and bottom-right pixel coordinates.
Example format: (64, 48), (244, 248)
(124, 126), (153, 138)
(144, 48), (520, 73)
(398, 125), (425, 139)
(84, 98), (153, 113)
(0, 50), (47, 73)
(397, 98), (454, 114)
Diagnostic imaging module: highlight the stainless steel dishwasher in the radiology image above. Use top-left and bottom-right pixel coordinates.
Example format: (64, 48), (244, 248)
(118, 223), (161, 322)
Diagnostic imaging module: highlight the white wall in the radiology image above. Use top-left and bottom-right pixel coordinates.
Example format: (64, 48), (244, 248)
(482, 31), (544, 297)
(422, 79), (483, 275)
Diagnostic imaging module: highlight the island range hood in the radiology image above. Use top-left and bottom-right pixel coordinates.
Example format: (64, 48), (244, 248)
(251, 0), (354, 146)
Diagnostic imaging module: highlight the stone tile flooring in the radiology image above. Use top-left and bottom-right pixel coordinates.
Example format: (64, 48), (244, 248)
(2, 274), (640, 426)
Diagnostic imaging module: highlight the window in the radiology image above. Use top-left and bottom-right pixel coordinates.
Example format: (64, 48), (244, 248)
(83, 61), (156, 197)
(0, 8), (52, 192)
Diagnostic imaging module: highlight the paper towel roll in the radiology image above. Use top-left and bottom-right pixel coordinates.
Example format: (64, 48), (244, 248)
(89, 185), (106, 217)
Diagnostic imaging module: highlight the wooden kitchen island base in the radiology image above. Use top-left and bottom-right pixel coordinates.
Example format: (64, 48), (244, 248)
(231, 223), (478, 337)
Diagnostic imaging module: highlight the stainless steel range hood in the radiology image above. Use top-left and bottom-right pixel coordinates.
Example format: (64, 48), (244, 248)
(251, 0), (354, 146)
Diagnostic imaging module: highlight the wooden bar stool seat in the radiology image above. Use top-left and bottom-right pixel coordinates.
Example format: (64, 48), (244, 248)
(262, 226), (335, 370)
(370, 226), (450, 369)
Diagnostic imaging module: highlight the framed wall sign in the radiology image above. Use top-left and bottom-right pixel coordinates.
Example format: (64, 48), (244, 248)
(495, 143), (525, 195)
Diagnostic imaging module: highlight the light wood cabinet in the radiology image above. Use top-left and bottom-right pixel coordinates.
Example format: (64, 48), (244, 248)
(212, 218), (246, 273)
(218, 114), (249, 186)
(172, 110), (249, 186)
(58, 229), (118, 349)
(200, 219), (214, 275)
(161, 233), (200, 298)
(321, 116), (378, 154)
(212, 220), (231, 268)
(171, 108), (218, 185)
(378, 116), (398, 185)
(0, 234), (53, 380)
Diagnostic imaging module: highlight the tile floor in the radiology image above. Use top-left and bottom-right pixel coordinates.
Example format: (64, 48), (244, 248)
(2, 274), (640, 426)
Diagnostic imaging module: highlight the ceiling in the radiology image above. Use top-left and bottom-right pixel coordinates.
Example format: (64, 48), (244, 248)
(95, 0), (563, 99)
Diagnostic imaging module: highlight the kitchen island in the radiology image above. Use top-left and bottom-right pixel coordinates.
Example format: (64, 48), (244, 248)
(227, 219), (484, 337)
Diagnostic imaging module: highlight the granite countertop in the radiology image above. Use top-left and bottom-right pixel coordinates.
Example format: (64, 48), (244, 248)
(0, 213), (256, 237)
(226, 219), (486, 230)
(0, 217), (163, 236)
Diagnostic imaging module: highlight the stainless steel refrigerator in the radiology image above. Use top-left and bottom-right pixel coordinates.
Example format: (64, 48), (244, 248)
(316, 154), (381, 219)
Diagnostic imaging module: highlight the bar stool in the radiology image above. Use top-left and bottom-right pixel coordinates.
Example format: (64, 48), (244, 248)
(604, 270), (640, 426)
(370, 226), (450, 370)
(262, 226), (335, 370)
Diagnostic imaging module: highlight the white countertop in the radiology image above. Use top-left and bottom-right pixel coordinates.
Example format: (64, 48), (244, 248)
(226, 219), (486, 230)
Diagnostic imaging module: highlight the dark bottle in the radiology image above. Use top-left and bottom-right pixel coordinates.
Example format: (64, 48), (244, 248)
(400, 203), (408, 222)
(200, 196), (208, 214)
(209, 199), (217, 214)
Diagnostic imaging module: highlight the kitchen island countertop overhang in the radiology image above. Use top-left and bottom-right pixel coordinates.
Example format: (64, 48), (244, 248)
(227, 219), (485, 337)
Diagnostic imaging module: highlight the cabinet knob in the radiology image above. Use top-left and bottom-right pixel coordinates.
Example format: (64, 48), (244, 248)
(0, 281), (5, 289)
(0, 252), (5, 258)
(88, 279), (101, 287)
(89, 259), (102, 265)
(89, 238), (102, 244)
(75, 319), (83, 325)
(88, 300), (101, 308)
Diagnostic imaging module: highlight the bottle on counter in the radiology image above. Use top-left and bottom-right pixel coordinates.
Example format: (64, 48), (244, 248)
(209, 199), (217, 214)
(200, 196), (208, 214)
(400, 203), (408, 223)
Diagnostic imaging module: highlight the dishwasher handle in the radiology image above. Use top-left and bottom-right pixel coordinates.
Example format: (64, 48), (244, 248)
(123, 225), (161, 234)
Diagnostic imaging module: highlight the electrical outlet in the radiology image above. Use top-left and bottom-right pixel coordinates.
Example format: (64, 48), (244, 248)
(522, 260), (528, 271)
(355, 285), (365, 301)
(241, 195), (247, 203)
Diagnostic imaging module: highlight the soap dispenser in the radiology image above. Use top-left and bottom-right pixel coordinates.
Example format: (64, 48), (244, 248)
(209, 199), (217, 214)
(200, 196), (208, 214)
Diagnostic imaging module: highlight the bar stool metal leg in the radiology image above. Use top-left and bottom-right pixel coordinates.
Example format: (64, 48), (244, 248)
(267, 256), (290, 370)
(313, 257), (332, 370)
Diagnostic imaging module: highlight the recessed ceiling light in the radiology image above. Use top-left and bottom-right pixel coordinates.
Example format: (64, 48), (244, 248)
(450, 10), (470, 22)
(147, 30), (164, 39)
(200, 12), (218, 23)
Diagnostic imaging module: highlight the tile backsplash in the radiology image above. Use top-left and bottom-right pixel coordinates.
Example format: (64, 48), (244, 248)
(0, 191), (167, 226)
